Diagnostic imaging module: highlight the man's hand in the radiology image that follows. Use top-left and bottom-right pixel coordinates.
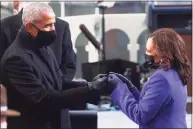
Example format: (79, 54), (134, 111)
(109, 72), (135, 89)
(88, 74), (108, 91)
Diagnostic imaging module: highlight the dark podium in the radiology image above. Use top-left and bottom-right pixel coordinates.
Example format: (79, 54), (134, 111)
(82, 59), (141, 91)
(61, 110), (97, 129)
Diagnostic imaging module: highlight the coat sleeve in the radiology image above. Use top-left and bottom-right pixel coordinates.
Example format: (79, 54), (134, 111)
(2, 56), (93, 110)
(110, 73), (171, 125)
(62, 78), (100, 105)
(60, 22), (76, 80)
(61, 77), (88, 90)
(130, 87), (140, 101)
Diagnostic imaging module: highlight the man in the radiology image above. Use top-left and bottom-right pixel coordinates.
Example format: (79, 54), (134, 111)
(0, 1), (76, 80)
(0, 3), (107, 129)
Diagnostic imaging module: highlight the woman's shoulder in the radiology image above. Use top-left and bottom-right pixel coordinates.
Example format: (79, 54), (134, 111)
(151, 68), (180, 83)
(153, 68), (176, 76)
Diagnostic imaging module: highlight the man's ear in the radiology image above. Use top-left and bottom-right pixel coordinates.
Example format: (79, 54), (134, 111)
(25, 23), (31, 30)
(25, 23), (34, 36)
(13, 9), (18, 15)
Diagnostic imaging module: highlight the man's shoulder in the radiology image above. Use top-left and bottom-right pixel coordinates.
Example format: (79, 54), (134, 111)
(1, 14), (20, 27)
(56, 17), (69, 26)
(1, 42), (23, 62)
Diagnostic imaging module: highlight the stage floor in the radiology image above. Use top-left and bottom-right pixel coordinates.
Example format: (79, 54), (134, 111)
(98, 111), (192, 128)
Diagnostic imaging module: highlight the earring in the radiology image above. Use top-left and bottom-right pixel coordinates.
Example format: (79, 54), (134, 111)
(159, 59), (163, 65)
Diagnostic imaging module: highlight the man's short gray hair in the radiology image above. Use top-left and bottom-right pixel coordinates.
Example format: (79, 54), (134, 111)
(22, 2), (54, 24)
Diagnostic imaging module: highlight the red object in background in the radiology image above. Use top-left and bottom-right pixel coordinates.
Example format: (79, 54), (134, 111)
(136, 66), (141, 73)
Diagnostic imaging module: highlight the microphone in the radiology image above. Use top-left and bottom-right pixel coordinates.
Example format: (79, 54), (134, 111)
(79, 24), (102, 51)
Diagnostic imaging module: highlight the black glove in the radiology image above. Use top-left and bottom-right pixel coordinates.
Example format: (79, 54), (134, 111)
(106, 74), (123, 94)
(109, 72), (135, 90)
(87, 74), (108, 91)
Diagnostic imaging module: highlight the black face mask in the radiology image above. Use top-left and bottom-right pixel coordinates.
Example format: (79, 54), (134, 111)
(144, 54), (159, 69)
(31, 24), (57, 47)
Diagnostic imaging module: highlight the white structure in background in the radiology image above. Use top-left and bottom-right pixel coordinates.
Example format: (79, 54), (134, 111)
(59, 13), (147, 63)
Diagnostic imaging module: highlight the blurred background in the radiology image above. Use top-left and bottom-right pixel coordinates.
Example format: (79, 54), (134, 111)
(1, 0), (192, 128)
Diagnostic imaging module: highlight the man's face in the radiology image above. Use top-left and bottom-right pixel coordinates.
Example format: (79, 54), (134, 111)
(26, 11), (56, 37)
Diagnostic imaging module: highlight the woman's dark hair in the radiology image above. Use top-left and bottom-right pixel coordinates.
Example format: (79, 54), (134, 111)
(149, 28), (191, 85)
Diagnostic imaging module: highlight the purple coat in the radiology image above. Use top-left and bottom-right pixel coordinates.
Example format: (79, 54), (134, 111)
(110, 68), (187, 128)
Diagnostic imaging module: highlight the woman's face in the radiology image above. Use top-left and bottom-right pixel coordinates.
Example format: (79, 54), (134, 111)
(145, 37), (160, 63)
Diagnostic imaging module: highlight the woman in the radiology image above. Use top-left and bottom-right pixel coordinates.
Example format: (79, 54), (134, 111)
(107, 28), (191, 128)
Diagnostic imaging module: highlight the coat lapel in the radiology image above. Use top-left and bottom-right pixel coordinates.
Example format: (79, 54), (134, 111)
(37, 47), (61, 90)
(24, 48), (56, 87)
(47, 47), (63, 90)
